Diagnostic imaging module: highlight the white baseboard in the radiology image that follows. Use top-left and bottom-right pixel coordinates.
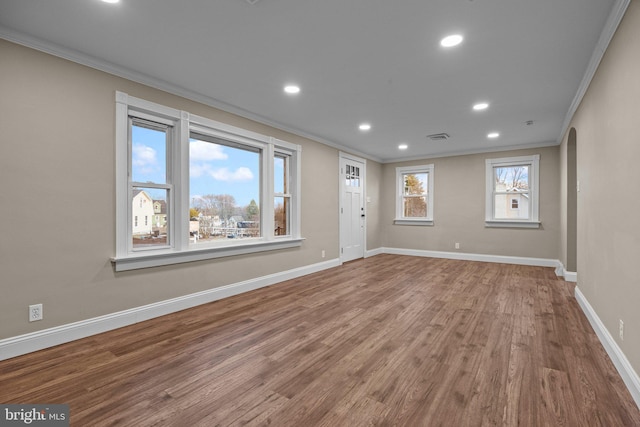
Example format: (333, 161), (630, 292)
(575, 286), (640, 408)
(0, 258), (341, 361)
(379, 247), (581, 282)
(563, 269), (577, 282)
(380, 247), (562, 269)
(365, 247), (384, 258)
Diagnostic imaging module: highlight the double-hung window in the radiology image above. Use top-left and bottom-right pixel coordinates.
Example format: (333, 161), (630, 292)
(114, 92), (302, 271)
(394, 164), (434, 225)
(485, 154), (540, 228)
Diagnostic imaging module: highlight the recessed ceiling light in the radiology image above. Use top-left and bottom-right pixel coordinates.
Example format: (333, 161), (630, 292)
(473, 102), (489, 111)
(487, 132), (500, 139)
(359, 123), (371, 131)
(398, 144), (408, 150)
(440, 34), (463, 48)
(101, 0), (120, 3)
(284, 85), (300, 94)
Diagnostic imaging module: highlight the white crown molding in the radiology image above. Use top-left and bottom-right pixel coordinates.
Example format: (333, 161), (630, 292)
(383, 140), (558, 164)
(575, 286), (640, 408)
(0, 258), (341, 361)
(558, 0), (631, 144)
(0, 26), (382, 164)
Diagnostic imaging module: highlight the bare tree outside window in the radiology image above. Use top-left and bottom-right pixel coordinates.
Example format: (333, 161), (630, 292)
(493, 166), (530, 219)
(189, 136), (261, 242)
(402, 173), (428, 218)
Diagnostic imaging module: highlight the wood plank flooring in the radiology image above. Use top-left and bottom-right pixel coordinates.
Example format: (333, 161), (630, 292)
(1, 255), (639, 426)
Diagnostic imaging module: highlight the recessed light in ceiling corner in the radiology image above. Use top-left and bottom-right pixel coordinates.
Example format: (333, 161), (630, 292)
(473, 102), (489, 111)
(487, 132), (500, 139)
(398, 143), (408, 150)
(440, 34), (463, 48)
(359, 123), (371, 131)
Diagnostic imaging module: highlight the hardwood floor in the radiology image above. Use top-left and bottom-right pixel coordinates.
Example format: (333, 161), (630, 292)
(1, 255), (639, 426)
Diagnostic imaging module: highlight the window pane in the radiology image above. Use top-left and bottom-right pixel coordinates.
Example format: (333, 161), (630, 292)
(131, 122), (167, 184)
(132, 187), (168, 248)
(494, 194), (530, 219)
(403, 196), (427, 218)
(345, 164), (361, 187)
(403, 173), (427, 196)
(275, 155), (287, 194)
(494, 166), (529, 191)
(189, 136), (260, 243)
(274, 196), (289, 236)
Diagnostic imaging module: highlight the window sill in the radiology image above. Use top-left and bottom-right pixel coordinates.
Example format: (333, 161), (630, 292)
(112, 238), (304, 272)
(394, 219), (434, 226)
(485, 220), (540, 229)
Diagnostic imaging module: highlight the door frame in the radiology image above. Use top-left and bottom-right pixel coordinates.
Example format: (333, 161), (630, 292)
(339, 151), (367, 263)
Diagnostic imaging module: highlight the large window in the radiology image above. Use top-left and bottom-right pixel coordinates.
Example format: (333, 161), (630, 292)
(485, 155), (540, 228)
(394, 164), (434, 225)
(189, 133), (261, 243)
(114, 92), (302, 271)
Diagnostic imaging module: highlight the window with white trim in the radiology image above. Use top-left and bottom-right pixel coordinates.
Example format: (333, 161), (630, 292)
(114, 92), (302, 271)
(485, 154), (539, 228)
(394, 164), (434, 225)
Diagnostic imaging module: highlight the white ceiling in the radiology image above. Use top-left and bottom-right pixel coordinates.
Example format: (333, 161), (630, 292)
(0, 0), (622, 162)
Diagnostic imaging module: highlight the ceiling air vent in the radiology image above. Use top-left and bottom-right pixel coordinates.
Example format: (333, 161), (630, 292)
(246, 0), (261, 4)
(427, 133), (450, 141)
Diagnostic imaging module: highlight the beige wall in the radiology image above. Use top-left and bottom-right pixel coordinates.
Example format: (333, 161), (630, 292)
(380, 146), (560, 259)
(365, 159), (383, 251)
(560, 0), (640, 373)
(0, 39), (340, 339)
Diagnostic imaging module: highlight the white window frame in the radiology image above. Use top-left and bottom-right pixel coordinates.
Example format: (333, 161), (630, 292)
(394, 164), (434, 226)
(485, 154), (540, 228)
(114, 92), (303, 271)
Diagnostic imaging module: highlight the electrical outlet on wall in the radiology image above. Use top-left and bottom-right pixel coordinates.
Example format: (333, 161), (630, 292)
(619, 319), (624, 341)
(29, 304), (43, 322)
(455, 242), (460, 250)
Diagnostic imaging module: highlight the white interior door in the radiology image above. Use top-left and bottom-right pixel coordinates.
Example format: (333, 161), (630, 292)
(340, 155), (365, 262)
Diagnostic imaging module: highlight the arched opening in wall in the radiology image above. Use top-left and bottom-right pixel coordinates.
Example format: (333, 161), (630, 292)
(567, 128), (577, 272)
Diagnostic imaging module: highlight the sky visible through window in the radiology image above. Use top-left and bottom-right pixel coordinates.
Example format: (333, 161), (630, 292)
(131, 126), (284, 208)
(494, 166), (529, 190)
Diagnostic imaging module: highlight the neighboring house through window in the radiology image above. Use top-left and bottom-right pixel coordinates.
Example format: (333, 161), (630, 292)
(394, 164), (434, 226)
(114, 92), (303, 271)
(485, 154), (540, 228)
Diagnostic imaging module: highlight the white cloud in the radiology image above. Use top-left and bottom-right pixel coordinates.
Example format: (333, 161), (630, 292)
(189, 163), (211, 178)
(190, 140), (228, 161)
(211, 167), (254, 182)
(132, 144), (158, 173)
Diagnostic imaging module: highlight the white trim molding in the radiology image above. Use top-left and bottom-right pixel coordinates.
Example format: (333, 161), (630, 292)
(0, 258), (340, 361)
(575, 286), (640, 408)
(380, 247), (562, 269)
(394, 164), (434, 224)
(558, 0), (631, 144)
(114, 92), (304, 271)
(0, 27), (382, 164)
(485, 154), (540, 228)
(365, 248), (384, 258)
(563, 270), (577, 283)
